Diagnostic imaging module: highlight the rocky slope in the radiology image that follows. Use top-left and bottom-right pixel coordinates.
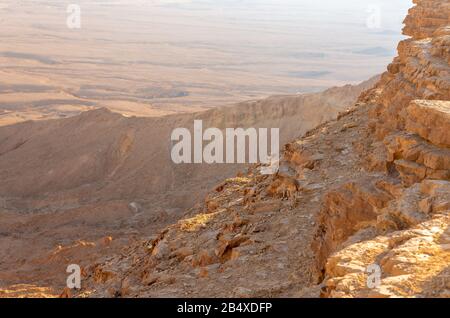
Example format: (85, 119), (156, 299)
(0, 74), (376, 297)
(73, 0), (449, 298)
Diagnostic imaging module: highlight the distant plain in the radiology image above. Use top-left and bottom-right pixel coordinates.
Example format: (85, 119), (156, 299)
(0, 0), (411, 125)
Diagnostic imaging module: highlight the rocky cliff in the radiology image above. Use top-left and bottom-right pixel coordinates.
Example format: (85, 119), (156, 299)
(69, 0), (450, 298)
(2, 0), (448, 298)
(314, 0), (450, 297)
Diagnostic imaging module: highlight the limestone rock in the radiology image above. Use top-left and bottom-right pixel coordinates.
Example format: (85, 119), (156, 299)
(404, 100), (450, 147)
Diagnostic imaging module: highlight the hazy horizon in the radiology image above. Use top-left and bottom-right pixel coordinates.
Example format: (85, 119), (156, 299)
(0, 0), (413, 123)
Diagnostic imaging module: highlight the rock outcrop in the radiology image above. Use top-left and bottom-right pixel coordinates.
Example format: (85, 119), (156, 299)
(314, 0), (450, 297)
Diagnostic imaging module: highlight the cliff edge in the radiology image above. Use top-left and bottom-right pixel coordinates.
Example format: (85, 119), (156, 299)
(74, 0), (450, 298)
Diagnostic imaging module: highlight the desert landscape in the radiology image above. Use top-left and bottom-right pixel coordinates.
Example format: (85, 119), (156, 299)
(0, 0), (449, 299)
(0, 0), (409, 124)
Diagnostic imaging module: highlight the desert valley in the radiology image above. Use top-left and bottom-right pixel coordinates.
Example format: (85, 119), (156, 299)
(0, 0), (409, 124)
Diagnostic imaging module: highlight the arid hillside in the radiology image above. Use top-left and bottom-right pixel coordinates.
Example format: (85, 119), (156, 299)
(0, 77), (376, 297)
(65, 0), (449, 298)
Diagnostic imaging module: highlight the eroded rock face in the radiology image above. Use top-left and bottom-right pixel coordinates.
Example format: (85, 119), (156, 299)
(370, 1), (450, 138)
(325, 213), (449, 298)
(316, 0), (450, 298)
(403, 0), (450, 39)
(312, 178), (393, 277)
(405, 100), (450, 147)
(317, 97), (450, 298)
(324, 179), (450, 297)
